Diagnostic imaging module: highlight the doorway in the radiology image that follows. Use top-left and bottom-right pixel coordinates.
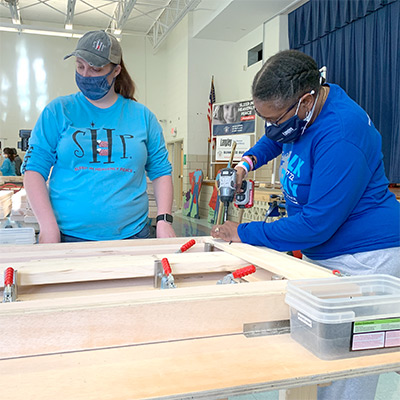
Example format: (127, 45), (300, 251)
(167, 140), (183, 210)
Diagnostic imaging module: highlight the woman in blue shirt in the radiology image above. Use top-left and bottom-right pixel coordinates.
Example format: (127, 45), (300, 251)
(211, 50), (399, 400)
(0, 148), (16, 176)
(23, 30), (176, 243)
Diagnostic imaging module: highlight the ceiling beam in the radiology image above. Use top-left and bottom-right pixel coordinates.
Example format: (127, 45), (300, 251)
(65, 0), (77, 29)
(109, 0), (138, 34)
(147, 0), (201, 51)
(4, 0), (21, 24)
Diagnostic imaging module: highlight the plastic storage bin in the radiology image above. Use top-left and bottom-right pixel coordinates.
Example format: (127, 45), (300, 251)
(285, 274), (400, 360)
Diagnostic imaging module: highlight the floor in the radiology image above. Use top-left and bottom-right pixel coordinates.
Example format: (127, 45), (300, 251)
(228, 372), (400, 399)
(168, 211), (400, 400)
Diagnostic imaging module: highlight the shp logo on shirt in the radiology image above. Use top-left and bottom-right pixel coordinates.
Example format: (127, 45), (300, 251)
(72, 127), (134, 164)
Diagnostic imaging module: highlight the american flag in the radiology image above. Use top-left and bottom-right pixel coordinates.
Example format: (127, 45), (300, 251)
(207, 76), (215, 143)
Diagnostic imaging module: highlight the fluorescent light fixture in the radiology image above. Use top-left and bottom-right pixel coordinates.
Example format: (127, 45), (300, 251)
(22, 29), (72, 37)
(65, 24), (73, 30)
(113, 29), (121, 35)
(0, 24), (85, 38)
(12, 18), (21, 25)
(0, 26), (19, 33)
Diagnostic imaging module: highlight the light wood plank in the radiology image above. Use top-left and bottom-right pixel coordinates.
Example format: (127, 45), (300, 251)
(0, 237), (210, 263)
(0, 280), (288, 359)
(1, 251), (252, 287)
(206, 239), (333, 279)
(0, 334), (398, 400)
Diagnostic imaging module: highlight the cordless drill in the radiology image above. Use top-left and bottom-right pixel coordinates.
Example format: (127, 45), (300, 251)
(218, 168), (254, 222)
(218, 168), (237, 222)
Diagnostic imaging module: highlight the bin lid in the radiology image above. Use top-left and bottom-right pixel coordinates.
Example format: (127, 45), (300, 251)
(285, 274), (400, 324)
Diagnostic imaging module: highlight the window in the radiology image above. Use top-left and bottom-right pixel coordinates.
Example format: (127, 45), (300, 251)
(248, 43), (262, 67)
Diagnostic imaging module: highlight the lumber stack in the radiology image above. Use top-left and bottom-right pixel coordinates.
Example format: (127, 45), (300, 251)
(9, 188), (37, 223)
(0, 190), (13, 219)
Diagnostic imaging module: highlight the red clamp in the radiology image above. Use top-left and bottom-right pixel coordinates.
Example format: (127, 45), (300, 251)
(4, 267), (15, 286)
(332, 269), (350, 277)
(3, 267), (17, 302)
(232, 265), (256, 279)
(176, 239), (196, 253)
(160, 258), (176, 289)
(217, 265), (256, 284)
(161, 258), (172, 275)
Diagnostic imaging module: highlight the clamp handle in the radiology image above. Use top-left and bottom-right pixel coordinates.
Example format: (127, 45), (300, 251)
(179, 239), (196, 253)
(232, 265), (256, 279)
(161, 258), (172, 275)
(4, 267), (15, 286)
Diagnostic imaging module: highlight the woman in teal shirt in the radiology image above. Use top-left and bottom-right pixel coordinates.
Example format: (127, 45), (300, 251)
(0, 148), (16, 176)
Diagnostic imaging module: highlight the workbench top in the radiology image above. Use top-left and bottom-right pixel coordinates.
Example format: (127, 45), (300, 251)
(1, 333), (398, 400)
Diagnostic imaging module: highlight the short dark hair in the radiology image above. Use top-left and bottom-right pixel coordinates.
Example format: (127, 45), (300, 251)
(3, 147), (15, 162)
(252, 50), (321, 107)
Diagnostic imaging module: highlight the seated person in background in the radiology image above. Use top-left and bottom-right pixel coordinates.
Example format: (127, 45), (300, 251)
(11, 148), (22, 176)
(0, 147), (16, 176)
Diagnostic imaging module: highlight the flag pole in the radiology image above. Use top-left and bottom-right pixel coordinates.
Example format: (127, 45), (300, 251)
(206, 76), (215, 180)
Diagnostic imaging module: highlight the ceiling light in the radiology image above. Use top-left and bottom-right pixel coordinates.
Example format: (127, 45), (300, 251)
(65, 24), (73, 30)
(12, 18), (21, 25)
(22, 29), (73, 38)
(0, 26), (19, 33)
(113, 29), (121, 35)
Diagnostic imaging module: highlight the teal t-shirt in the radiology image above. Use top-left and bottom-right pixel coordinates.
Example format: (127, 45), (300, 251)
(23, 93), (171, 240)
(0, 158), (16, 176)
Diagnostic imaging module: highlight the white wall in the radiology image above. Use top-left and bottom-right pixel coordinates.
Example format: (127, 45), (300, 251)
(186, 24), (264, 157)
(0, 31), (149, 153)
(0, 32), (75, 150)
(263, 15), (289, 62)
(0, 13), (288, 161)
(144, 18), (189, 147)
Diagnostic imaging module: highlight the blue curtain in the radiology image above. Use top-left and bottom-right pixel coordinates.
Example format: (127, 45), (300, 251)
(289, 0), (400, 183)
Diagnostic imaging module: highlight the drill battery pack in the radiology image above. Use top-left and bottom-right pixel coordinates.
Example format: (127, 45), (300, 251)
(234, 179), (254, 209)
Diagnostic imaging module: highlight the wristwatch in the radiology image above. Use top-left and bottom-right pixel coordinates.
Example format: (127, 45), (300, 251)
(156, 213), (173, 224)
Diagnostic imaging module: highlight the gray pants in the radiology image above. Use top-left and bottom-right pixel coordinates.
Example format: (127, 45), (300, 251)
(304, 247), (400, 400)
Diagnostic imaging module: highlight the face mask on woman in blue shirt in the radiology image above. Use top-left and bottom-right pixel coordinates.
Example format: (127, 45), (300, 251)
(263, 90), (319, 143)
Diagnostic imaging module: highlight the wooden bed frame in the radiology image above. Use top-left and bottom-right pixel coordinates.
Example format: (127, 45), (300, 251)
(0, 237), (398, 399)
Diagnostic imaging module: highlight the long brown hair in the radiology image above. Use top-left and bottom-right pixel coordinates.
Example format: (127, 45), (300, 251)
(114, 58), (136, 101)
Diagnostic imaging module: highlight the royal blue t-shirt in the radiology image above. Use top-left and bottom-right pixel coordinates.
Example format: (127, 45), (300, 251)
(238, 84), (400, 259)
(23, 93), (171, 240)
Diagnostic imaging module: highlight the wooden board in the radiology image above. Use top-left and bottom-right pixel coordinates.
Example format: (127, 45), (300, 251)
(0, 237), (332, 284)
(0, 334), (398, 400)
(0, 237), (398, 399)
(0, 280), (288, 359)
(0, 237), (331, 359)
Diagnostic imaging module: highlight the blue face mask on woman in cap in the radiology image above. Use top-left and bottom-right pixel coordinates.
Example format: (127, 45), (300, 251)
(262, 90), (318, 144)
(75, 67), (116, 101)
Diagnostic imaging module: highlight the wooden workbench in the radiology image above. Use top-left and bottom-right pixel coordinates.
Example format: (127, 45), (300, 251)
(0, 237), (399, 399)
(1, 333), (398, 400)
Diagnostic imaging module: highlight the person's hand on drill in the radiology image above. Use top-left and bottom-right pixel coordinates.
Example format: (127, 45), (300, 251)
(234, 164), (247, 194)
(211, 160), (252, 243)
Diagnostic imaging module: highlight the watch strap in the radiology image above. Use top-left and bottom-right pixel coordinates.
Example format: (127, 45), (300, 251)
(156, 213), (173, 224)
